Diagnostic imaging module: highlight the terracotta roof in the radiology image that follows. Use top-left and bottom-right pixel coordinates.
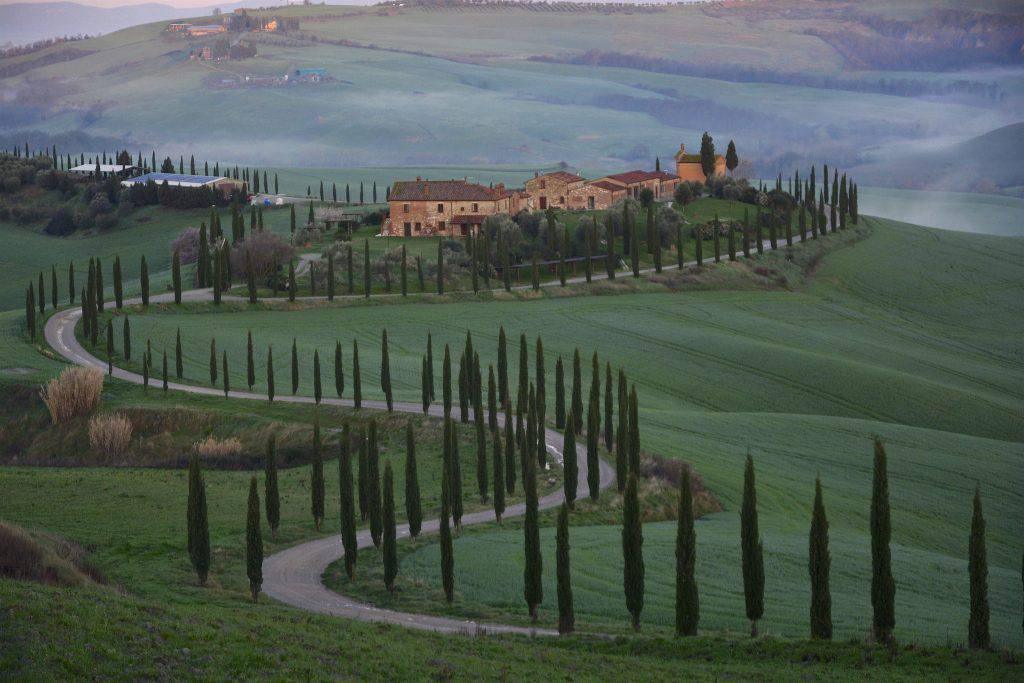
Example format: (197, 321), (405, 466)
(534, 170), (584, 184)
(390, 179), (502, 202)
(588, 180), (627, 192)
(602, 170), (680, 185)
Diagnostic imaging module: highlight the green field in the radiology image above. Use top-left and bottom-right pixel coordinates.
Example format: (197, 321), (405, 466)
(85, 215), (1024, 647)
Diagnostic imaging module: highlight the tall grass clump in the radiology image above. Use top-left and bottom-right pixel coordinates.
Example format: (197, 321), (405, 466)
(87, 414), (133, 458)
(39, 367), (104, 425)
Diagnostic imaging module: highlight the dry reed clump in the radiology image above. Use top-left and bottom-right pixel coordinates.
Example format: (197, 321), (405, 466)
(88, 413), (133, 458)
(39, 367), (104, 425)
(195, 436), (243, 462)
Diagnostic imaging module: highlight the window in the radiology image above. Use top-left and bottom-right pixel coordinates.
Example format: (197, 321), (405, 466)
(560, 196), (565, 204)
(403, 222), (411, 237)
(472, 203), (478, 212)
(588, 196), (595, 210)
(438, 221), (445, 232)
(437, 203), (444, 213)
(403, 203), (410, 213)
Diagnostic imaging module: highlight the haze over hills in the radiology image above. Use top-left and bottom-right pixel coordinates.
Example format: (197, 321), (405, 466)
(1, 0), (1022, 191)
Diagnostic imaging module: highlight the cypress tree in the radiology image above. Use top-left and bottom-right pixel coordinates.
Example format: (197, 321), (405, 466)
(94, 257), (103, 312)
(246, 331), (255, 389)
(492, 429), (505, 523)
(176, 328), (183, 379)
(123, 317), (131, 361)
(285, 338), (296, 394)
(475, 403), (488, 503)
(112, 257), (122, 308)
(587, 392), (600, 500)
(554, 356), (565, 428)
(523, 411), (543, 622)
(517, 333), (529, 411)
(426, 332), (435, 401)
(497, 326), (508, 407)
(187, 453), (210, 586)
(198, 223), (209, 288)
(25, 284), (34, 340)
(404, 422), (422, 537)
(571, 348), (583, 435)
(487, 365), (497, 432)
(604, 362), (614, 451)
(968, 485), (990, 650)
(615, 369), (627, 491)
(623, 472), (645, 631)
(311, 421), (325, 530)
(213, 255), (222, 304)
(209, 338), (217, 385)
(338, 424), (357, 578)
(288, 261), (296, 302)
(331, 341), (343, 398)
(350, 338), (361, 409)
(357, 427), (368, 522)
(628, 386), (640, 476)
(741, 452), (765, 637)
(310, 348), (321, 404)
(37, 271), (44, 315)
(381, 329), (393, 411)
(266, 346), (275, 402)
(245, 476), (263, 602)
(713, 218), (721, 263)
(728, 223), (737, 261)
(106, 320), (114, 375)
(450, 420), (463, 529)
(439, 467), (455, 603)
(362, 240), (371, 298)
(421, 356), (430, 413)
(265, 434), (280, 540)
(561, 407), (579, 509)
(382, 461), (398, 592)
(417, 254), (426, 292)
(870, 437), (895, 644)
(367, 420), (382, 548)
(142, 348), (150, 389)
(221, 351), (228, 397)
(442, 344), (452, 416)
(695, 231), (703, 267)
(172, 249), (182, 304)
(809, 476), (832, 640)
(504, 403), (516, 495)
(630, 221), (640, 277)
(676, 466), (699, 636)
(743, 209), (752, 257)
(531, 253), (540, 290)
(556, 503), (575, 635)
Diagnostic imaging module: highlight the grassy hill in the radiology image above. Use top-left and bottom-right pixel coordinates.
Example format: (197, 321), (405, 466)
(1, 2), (1019, 177)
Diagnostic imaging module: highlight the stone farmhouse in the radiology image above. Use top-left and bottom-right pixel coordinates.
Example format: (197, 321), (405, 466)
(383, 142), (726, 236)
(384, 178), (527, 237)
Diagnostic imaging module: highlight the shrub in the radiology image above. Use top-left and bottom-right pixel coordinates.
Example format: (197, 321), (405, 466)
(44, 207), (77, 236)
(229, 231), (294, 283)
(172, 227), (201, 265)
(88, 413), (133, 458)
(39, 367), (104, 425)
(195, 436), (243, 462)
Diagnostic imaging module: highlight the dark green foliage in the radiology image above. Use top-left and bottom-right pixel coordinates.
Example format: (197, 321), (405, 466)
(523, 401), (543, 621)
(311, 421), (325, 530)
(615, 370), (627, 492)
(334, 341), (344, 398)
(623, 472), (645, 631)
(531, 253), (540, 290)
(607, 216), (617, 280)
(421, 356), (430, 413)
(112, 256), (122, 308)
(587, 392), (600, 501)
(352, 339), (362, 409)
(571, 349), (583, 435)
(517, 333), (529, 411)
(338, 423), (357, 578)
(492, 430), (505, 524)
(264, 434), (280, 539)
(603, 362), (613, 451)
(562, 410), (577, 508)
(246, 250), (256, 304)
(728, 223), (737, 261)
(266, 346), (275, 402)
(162, 349), (168, 392)
(870, 437), (895, 644)
(68, 262), (75, 305)
(382, 462), (398, 592)
(554, 356), (565, 429)
(439, 467), (455, 603)
(122, 317), (131, 361)
(426, 332), (435, 401)
(291, 339), (299, 395)
(449, 419), (463, 529)
(208, 339), (217, 385)
(442, 344), (452, 416)
(487, 365), (497, 432)
(187, 454), (210, 586)
(106, 320), (114, 375)
(676, 466), (699, 636)
(140, 254), (149, 305)
(809, 478), (832, 640)
(94, 257), (103, 312)
(556, 503), (574, 635)
(741, 453), (765, 636)
(699, 131), (716, 179)
(497, 326), (508, 407)
(381, 329), (392, 411)
(504, 404), (516, 495)
(401, 245), (408, 296)
(404, 422), (422, 538)
(475, 405), (488, 503)
(630, 221), (640, 277)
(676, 223), (684, 269)
(172, 249), (182, 304)
(713, 219), (721, 263)
(363, 240), (371, 298)
(327, 252), (335, 301)
(245, 476), (263, 602)
(968, 485), (990, 650)
(367, 421), (382, 548)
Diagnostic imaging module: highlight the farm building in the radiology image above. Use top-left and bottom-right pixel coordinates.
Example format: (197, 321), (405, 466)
(120, 173), (244, 196)
(69, 163), (138, 179)
(384, 178), (526, 237)
(674, 143), (726, 182)
(591, 169), (680, 202)
(187, 24), (227, 38)
(524, 171), (586, 211)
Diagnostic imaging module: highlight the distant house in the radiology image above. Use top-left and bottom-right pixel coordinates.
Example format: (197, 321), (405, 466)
(69, 163), (138, 179)
(120, 172), (244, 196)
(288, 67), (327, 83)
(168, 22), (193, 32)
(524, 170), (585, 211)
(674, 143), (726, 183)
(567, 179), (627, 211)
(187, 24), (227, 38)
(385, 178), (524, 237)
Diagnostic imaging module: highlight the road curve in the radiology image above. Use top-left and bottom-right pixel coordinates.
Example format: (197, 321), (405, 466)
(43, 228), (821, 635)
(44, 288), (614, 636)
